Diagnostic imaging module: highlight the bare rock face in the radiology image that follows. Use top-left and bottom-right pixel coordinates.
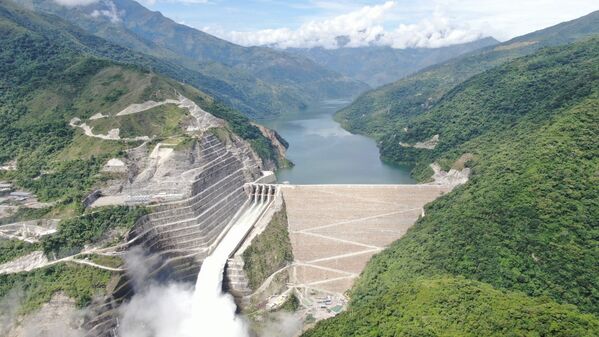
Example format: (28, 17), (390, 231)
(101, 159), (127, 173)
(430, 163), (470, 186)
(254, 123), (290, 167)
(0, 251), (48, 275)
(399, 134), (440, 150)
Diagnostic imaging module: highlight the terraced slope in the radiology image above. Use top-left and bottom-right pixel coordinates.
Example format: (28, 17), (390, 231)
(336, 10), (599, 143)
(304, 38), (599, 336)
(0, 0), (284, 203)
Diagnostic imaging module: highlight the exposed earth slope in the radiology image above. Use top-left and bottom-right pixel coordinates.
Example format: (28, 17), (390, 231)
(0, 2), (288, 335)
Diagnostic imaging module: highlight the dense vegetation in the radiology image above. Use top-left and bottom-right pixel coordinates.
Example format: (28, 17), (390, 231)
(304, 277), (599, 337)
(0, 7), (128, 204)
(279, 293), (300, 312)
(0, 2), (284, 205)
(42, 206), (147, 258)
(0, 240), (40, 264)
(243, 204), (294, 290)
(201, 100), (286, 167)
(0, 3), (292, 324)
(0, 207), (51, 226)
(27, 0), (367, 118)
(381, 38), (599, 178)
(305, 38), (599, 336)
(0, 263), (112, 314)
(335, 10), (599, 145)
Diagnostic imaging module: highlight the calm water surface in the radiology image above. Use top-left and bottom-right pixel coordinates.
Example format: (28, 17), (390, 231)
(260, 100), (414, 184)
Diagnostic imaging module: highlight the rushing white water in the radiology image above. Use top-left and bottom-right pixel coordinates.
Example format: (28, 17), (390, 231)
(177, 199), (270, 337)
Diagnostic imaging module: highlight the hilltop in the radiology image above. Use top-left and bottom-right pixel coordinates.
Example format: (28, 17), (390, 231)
(286, 37), (499, 87)
(0, 1), (292, 333)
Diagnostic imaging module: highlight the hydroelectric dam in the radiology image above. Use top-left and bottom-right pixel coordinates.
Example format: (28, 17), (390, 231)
(33, 104), (468, 336)
(79, 136), (463, 337)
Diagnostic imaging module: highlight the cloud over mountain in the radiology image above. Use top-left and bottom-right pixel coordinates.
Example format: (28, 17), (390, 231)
(54, 0), (100, 6)
(207, 1), (484, 49)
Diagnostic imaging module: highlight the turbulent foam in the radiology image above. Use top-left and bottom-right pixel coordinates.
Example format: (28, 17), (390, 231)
(181, 202), (268, 337)
(118, 201), (270, 337)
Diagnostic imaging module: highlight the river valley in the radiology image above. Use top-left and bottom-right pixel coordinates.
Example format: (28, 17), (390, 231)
(260, 100), (414, 184)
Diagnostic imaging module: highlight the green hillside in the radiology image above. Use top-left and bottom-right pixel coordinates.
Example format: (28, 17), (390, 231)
(0, 1), (292, 319)
(22, 0), (368, 118)
(0, 0), (282, 205)
(304, 38), (599, 336)
(335, 10), (599, 142)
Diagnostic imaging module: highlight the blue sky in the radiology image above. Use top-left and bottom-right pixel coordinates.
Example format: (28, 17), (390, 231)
(134, 0), (599, 48)
(139, 1), (407, 31)
(73, 0), (599, 48)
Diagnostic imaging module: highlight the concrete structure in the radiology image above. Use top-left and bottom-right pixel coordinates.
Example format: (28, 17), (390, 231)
(282, 184), (453, 298)
(83, 132), (267, 336)
(224, 186), (283, 308)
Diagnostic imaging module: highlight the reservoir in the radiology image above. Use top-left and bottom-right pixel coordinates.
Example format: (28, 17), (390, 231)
(260, 100), (415, 184)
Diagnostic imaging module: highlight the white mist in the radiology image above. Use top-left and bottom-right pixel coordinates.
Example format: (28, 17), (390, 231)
(120, 196), (269, 337)
(179, 202), (266, 337)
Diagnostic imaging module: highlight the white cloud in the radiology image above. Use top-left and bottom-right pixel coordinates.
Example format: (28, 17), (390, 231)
(89, 0), (122, 22)
(435, 0), (599, 41)
(207, 1), (484, 49)
(140, 0), (209, 5)
(53, 0), (100, 6)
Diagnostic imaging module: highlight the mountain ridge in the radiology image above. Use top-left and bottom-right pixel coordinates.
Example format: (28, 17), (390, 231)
(286, 37), (499, 87)
(335, 9), (599, 142)
(303, 33), (599, 337)
(22, 0), (369, 118)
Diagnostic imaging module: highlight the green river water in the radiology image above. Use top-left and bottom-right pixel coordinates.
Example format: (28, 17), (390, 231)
(260, 100), (414, 184)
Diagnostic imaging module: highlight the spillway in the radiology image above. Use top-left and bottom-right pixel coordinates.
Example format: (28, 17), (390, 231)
(179, 184), (276, 336)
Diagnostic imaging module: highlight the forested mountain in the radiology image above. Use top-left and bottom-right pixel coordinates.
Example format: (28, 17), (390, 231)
(0, 0), (294, 318)
(20, 0), (368, 118)
(336, 10), (599, 143)
(0, 0), (280, 205)
(286, 37), (498, 87)
(304, 36), (599, 336)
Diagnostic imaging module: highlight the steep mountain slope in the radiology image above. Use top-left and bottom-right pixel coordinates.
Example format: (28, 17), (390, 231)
(22, 0), (368, 118)
(287, 37), (499, 87)
(336, 10), (599, 140)
(0, 0), (290, 219)
(0, 0), (284, 196)
(303, 37), (599, 336)
(1, 1), (291, 334)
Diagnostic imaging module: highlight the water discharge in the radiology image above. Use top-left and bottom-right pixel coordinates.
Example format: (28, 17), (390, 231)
(178, 197), (271, 337)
